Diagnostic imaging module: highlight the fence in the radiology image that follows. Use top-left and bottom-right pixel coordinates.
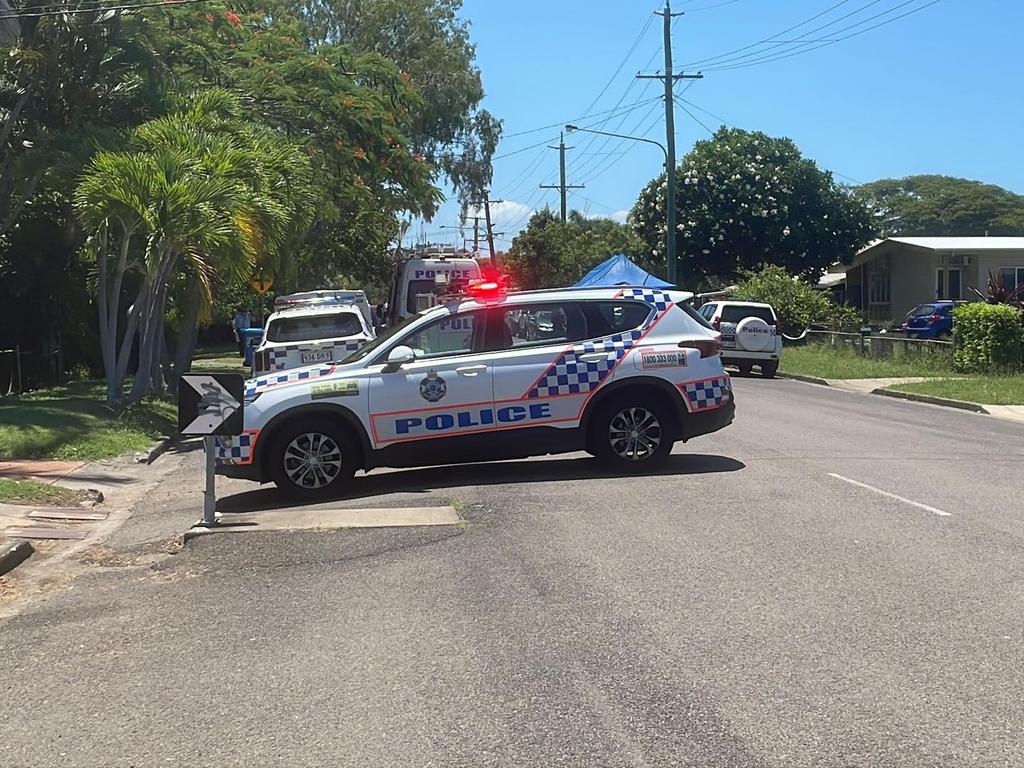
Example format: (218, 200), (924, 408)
(801, 330), (954, 364)
(0, 346), (65, 395)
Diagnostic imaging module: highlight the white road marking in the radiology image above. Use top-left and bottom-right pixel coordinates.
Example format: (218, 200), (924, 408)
(826, 473), (952, 517)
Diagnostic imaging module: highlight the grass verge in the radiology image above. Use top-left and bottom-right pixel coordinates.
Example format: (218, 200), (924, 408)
(781, 343), (953, 380)
(887, 377), (1024, 405)
(191, 344), (248, 372)
(0, 381), (175, 461)
(0, 478), (92, 506)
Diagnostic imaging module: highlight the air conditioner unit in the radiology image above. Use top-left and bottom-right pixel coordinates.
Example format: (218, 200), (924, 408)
(948, 253), (973, 266)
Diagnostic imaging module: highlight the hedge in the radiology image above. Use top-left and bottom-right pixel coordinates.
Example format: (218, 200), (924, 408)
(953, 303), (1024, 373)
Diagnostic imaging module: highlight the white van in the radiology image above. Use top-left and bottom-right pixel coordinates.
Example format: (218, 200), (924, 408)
(252, 303), (375, 376)
(387, 257), (483, 325)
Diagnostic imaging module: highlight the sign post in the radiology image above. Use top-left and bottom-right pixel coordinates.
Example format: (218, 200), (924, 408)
(178, 373), (245, 527)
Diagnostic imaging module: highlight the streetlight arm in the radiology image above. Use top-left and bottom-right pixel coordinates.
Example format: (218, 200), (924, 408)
(565, 124), (668, 163)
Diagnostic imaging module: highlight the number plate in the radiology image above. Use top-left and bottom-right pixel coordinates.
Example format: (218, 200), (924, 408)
(301, 350), (333, 364)
(721, 337), (736, 349)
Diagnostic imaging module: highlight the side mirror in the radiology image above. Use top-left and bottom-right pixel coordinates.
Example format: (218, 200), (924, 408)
(383, 345), (415, 372)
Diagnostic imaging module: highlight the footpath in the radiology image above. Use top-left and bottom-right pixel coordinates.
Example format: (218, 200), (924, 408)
(0, 451), (187, 595)
(780, 373), (1024, 423)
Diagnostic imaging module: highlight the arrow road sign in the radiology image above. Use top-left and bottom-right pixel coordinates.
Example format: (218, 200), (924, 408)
(178, 373), (244, 436)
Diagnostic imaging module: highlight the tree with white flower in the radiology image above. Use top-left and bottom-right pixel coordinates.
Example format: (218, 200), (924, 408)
(629, 127), (874, 289)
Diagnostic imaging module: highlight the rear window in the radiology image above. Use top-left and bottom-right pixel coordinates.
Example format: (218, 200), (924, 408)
(406, 279), (436, 314)
(721, 305), (775, 324)
(267, 312), (363, 343)
(581, 301), (652, 337)
(907, 304), (938, 317)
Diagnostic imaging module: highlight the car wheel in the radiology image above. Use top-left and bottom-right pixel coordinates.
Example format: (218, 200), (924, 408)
(269, 419), (357, 501)
(738, 362), (753, 375)
(590, 396), (673, 470)
(761, 361), (778, 379)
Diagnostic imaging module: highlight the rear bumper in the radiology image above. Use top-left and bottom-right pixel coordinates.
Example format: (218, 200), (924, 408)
(682, 397), (735, 440)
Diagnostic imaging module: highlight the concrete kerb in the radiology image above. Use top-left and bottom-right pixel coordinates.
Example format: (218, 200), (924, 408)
(777, 372), (831, 386)
(0, 540), (34, 577)
(871, 387), (989, 414)
(137, 435), (176, 465)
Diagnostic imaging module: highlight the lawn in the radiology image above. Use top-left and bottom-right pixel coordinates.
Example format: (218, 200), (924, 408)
(0, 478), (92, 506)
(781, 343), (954, 380)
(888, 377), (1024, 405)
(0, 381), (176, 461)
(191, 344), (247, 372)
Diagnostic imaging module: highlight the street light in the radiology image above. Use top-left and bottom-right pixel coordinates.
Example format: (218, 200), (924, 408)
(565, 124), (676, 286)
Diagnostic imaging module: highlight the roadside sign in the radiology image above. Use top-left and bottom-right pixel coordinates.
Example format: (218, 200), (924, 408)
(250, 270), (274, 294)
(178, 373), (244, 436)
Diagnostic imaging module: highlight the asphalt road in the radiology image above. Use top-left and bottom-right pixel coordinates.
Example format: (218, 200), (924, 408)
(3, 377), (1024, 767)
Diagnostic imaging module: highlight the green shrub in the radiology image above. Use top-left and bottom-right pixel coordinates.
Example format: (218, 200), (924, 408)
(953, 303), (1024, 372)
(733, 264), (859, 334)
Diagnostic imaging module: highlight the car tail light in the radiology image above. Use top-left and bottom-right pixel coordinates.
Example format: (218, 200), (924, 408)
(679, 337), (722, 358)
(253, 351), (267, 374)
(928, 313), (942, 323)
(712, 317), (721, 330)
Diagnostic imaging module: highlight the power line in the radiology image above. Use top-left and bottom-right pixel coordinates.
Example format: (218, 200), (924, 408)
(697, 0), (890, 70)
(684, 0), (856, 67)
(492, 135), (560, 161)
(0, 0), (211, 19)
(673, 96), (716, 135)
(704, 0), (943, 72)
(576, 9), (659, 117)
(500, 96), (662, 140)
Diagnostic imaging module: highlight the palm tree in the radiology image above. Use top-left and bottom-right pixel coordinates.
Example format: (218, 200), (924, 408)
(75, 90), (314, 405)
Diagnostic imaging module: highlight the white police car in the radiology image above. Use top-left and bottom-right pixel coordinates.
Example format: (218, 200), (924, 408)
(217, 283), (735, 500)
(251, 303), (374, 377)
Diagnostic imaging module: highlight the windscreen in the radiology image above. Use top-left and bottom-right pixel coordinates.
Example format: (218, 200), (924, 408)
(907, 304), (937, 317)
(267, 312), (362, 343)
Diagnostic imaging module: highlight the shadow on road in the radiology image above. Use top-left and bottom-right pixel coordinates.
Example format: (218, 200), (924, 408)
(217, 453), (745, 514)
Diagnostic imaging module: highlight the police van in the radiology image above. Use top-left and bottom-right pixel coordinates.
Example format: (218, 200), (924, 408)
(251, 300), (375, 377)
(386, 254), (482, 325)
(218, 282), (735, 500)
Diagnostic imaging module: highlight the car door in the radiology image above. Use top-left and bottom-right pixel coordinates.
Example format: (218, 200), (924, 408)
(485, 301), (598, 432)
(367, 310), (493, 448)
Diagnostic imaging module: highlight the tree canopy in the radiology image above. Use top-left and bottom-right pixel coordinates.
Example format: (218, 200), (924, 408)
(630, 127), (875, 289)
(504, 209), (653, 290)
(854, 175), (1024, 237)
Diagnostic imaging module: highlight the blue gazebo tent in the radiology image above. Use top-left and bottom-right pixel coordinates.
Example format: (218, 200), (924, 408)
(574, 254), (673, 288)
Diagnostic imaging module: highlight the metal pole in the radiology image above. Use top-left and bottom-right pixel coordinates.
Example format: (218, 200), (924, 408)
(558, 134), (568, 222)
(663, 1), (678, 286)
(202, 435), (217, 526)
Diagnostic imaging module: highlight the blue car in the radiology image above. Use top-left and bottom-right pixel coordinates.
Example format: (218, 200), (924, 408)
(901, 301), (960, 339)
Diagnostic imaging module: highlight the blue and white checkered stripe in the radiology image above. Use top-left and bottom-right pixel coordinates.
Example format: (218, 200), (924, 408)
(245, 363), (336, 399)
(619, 287), (673, 313)
(682, 376), (731, 412)
(265, 339), (367, 373)
(214, 432), (255, 464)
(527, 330), (644, 398)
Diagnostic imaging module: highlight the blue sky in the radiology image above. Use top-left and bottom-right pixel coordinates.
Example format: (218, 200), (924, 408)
(406, 0), (1024, 249)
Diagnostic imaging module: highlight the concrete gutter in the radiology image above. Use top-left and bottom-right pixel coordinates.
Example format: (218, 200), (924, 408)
(872, 388), (989, 414)
(778, 372), (830, 386)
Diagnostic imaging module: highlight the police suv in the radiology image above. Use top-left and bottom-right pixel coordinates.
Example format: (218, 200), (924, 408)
(217, 283), (735, 500)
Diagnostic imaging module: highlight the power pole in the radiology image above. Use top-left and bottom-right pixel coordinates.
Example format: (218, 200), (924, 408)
(541, 132), (584, 223)
(638, 1), (702, 286)
(470, 197), (504, 266)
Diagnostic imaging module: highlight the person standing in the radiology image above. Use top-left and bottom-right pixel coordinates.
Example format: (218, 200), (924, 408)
(231, 306), (251, 357)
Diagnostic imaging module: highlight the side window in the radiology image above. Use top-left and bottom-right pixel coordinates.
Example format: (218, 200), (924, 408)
(699, 303), (717, 320)
(399, 311), (483, 360)
(580, 301), (652, 339)
(485, 303), (587, 351)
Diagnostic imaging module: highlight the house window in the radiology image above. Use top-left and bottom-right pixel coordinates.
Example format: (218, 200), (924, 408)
(868, 271), (890, 304)
(998, 267), (1024, 292)
(937, 268), (962, 300)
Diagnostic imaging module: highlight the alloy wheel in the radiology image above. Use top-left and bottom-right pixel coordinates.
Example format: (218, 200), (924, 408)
(608, 407), (662, 462)
(283, 432), (343, 489)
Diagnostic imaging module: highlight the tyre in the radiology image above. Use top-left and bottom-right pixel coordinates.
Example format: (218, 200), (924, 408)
(268, 418), (358, 501)
(589, 395), (673, 470)
(738, 362), (753, 375)
(761, 361), (778, 379)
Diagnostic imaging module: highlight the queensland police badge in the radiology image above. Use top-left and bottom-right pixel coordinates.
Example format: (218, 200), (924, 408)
(419, 369), (447, 403)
